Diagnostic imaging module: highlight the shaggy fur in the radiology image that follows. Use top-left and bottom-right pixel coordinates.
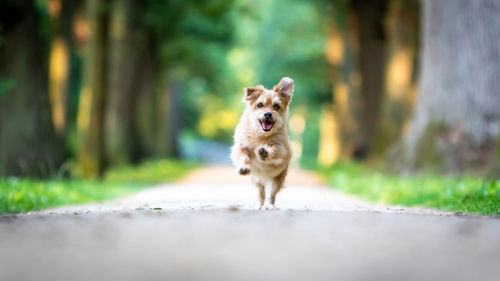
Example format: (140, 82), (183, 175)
(230, 77), (294, 209)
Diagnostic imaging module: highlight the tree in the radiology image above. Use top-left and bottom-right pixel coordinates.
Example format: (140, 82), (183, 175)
(76, 0), (110, 177)
(137, 0), (237, 154)
(48, 0), (80, 138)
(0, 0), (62, 177)
(104, 0), (144, 166)
(325, 0), (390, 161)
(325, 0), (420, 163)
(370, 0), (420, 158)
(345, 0), (388, 159)
(404, 0), (500, 174)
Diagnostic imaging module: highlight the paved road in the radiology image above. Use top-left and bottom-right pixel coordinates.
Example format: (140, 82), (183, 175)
(1, 166), (499, 281)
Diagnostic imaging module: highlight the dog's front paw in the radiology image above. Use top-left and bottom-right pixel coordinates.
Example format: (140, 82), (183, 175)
(238, 166), (251, 175)
(258, 147), (268, 160)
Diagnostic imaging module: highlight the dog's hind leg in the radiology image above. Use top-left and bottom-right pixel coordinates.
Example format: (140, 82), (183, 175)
(251, 177), (266, 209)
(266, 168), (287, 209)
(257, 183), (265, 209)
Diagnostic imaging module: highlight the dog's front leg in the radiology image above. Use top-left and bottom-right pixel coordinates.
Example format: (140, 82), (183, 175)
(231, 145), (252, 175)
(256, 145), (284, 165)
(256, 144), (274, 161)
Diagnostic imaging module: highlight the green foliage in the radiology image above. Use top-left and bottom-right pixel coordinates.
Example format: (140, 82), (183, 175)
(322, 162), (500, 215)
(145, 0), (334, 143)
(140, 0), (241, 141)
(257, 1), (330, 105)
(0, 159), (196, 214)
(0, 78), (14, 99)
(237, 0), (330, 106)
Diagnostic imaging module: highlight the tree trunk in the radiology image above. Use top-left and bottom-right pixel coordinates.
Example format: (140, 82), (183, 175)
(326, 17), (361, 161)
(48, 0), (77, 138)
(105, 0), (143, 166)
(348, 0), (388, 159)
(135, 50), (158, 159)
(152, 75), (179, 158)
(165, 81), (181, 158)
(404, 0), (500, 175)
(374, 0), (419, 155)
(0, 0), (62, 177)
(328, 0), (388, 160)
(76, 0), (110, 178)
(300, 107), (321, 167)
(489, 133), (500, 177)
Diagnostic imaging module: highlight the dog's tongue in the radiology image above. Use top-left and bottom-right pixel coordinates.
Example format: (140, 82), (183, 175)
(262, 121), (273, 130)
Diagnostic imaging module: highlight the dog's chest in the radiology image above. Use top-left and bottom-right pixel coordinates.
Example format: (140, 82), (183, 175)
(249, 144), (289, 178)
(250, 161), (286, 179)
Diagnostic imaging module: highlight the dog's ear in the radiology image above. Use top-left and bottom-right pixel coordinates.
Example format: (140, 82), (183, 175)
(273, 77), (294, 103)
(243, 87), (263, 102)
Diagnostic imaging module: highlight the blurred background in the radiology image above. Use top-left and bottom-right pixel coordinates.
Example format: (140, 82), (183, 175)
(0, 0), (499, 214)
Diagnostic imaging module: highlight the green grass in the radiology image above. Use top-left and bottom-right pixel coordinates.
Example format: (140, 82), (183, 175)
(0, 159), (197, 214)
(104, 159), (197, 184)
(321, 162), (500, 216)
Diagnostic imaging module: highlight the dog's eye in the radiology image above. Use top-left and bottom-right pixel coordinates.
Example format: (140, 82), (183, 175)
(257, 103), (264, 108)
(273, 104), (280, 110)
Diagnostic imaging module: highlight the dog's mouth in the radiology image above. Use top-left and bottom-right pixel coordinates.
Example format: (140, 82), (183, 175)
(260, 119), (274, 132)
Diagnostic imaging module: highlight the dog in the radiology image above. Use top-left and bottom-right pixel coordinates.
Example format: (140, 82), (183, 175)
(230, 77), (294, 209)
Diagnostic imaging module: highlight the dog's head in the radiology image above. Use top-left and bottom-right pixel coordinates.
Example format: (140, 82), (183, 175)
(243, 77), (294, 136)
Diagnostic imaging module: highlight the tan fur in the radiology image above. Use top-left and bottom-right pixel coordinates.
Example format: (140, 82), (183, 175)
(230, 77), (294, 209)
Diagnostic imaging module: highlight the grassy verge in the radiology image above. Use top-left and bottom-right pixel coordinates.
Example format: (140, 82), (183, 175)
(321, 162), (500, 215)
(0, 159), (197, 214)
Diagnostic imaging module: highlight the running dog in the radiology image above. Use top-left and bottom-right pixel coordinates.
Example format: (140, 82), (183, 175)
(230, 77), (294, 209)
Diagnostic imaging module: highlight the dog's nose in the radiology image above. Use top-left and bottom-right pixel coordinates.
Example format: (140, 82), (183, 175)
(264, 112), (272, 119)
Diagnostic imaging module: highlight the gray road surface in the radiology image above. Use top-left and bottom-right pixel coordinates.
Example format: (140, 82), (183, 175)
(0, 167), (499, 281)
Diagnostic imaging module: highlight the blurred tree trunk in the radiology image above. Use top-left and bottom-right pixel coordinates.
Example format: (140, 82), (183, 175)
(76, 0), (110, 178)
(330, 0), (419, 162)
(151, 76), (180, 158)
(489, 133), (500, 177)
(300, 107), (321, 168)
(165, 81), (181, 158)
(135, 54), (174, 159)
(48, 0), (78, 138)
(347, 0), (388, 159)
(153, 77), (169, 158)
(135, 50), (158, 159)
(326, 15), (361, 161)
(136, 59), (180, 159)
(105, 0), (143, 166)
(404, 0), (500, 175)
(328, 0), (388, 160)
(0, 0), (63, 176)
(374, 0), (419, 155)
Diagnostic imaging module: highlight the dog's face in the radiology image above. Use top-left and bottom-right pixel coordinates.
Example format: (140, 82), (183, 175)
(243, 77), (294, 136)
